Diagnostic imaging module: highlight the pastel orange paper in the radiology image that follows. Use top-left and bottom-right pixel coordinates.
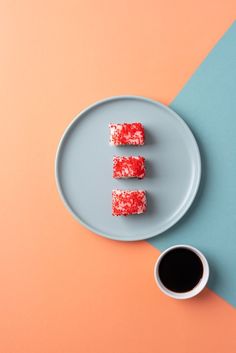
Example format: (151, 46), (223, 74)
(0, 0), (236, 352)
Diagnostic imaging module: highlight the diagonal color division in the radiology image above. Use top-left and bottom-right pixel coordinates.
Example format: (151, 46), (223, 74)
(149, 21), (236, 307)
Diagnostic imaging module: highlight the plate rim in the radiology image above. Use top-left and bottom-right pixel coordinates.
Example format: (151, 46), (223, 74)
(55, 95), (201, 241)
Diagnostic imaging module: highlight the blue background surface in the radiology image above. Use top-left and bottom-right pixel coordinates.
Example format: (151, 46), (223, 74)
(149, 22), (236, 306)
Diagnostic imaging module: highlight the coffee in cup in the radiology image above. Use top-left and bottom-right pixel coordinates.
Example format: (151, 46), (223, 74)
(154, 245), (209, 299)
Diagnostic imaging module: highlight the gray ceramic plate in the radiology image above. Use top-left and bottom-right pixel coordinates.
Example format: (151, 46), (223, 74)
(55, 96), (201, 241)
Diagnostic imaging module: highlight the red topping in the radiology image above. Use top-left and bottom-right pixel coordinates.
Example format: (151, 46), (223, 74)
(112, 190), (147, 216)
(109, 123), (145, 145)
(113, 156), (145, 179)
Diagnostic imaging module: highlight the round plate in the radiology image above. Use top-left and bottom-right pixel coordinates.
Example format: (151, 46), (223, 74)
(55, 96), (201, 241)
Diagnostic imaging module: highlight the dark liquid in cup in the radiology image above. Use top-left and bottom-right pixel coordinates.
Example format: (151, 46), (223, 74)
(158, 248), (203, 293)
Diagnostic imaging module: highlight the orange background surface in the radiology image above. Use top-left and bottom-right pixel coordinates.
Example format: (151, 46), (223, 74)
(1, 1), (236, 352)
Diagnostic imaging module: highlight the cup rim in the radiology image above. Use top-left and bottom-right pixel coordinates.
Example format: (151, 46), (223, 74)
(154, 244), (210, 299)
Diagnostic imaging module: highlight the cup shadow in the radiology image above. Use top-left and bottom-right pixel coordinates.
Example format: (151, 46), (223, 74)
(148, 122), (219, 302)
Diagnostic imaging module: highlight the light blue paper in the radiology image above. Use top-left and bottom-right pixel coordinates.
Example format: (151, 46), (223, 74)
(149, 21), (236, 306)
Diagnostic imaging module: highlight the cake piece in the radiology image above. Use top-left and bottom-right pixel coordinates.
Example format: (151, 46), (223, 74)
(112, 190), (147, 216)
(113, 156), (145, 179)
(109, 122), (145, 145)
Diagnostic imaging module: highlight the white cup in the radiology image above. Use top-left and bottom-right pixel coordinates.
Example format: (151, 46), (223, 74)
(154, 245), (210, 299)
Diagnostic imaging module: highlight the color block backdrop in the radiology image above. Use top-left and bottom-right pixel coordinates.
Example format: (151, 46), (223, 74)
(0, 1), (236, 352)
(149, 22), (236, 307)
